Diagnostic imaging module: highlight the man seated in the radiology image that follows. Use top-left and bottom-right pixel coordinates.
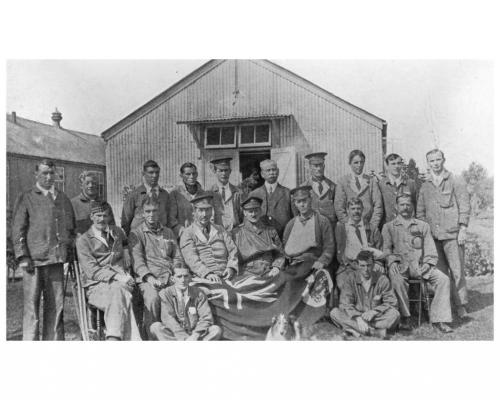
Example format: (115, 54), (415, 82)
(382, 193), (453, 333)
(150, 265), (222, 341)
(180, 193), (239, 283)
(76, 201), (141, 340)
(232, 196), (285, 277)
(330, 250), (400, 339)
(129, 197), (185, 337)
(335, 197), (384, 291)
(283, 186), (334, 273)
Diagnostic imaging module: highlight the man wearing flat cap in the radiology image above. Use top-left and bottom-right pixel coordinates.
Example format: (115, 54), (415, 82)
(76, 201), (141, 340)
(248, 159), (292, 238)
(283, 186), (334, 274)
(232, 196), (285, 277)
(209, 158), (243, 232)
(179, 193), (239, 283)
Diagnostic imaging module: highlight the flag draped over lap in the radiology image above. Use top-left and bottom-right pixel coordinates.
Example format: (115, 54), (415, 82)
(192, 255), (333, 340)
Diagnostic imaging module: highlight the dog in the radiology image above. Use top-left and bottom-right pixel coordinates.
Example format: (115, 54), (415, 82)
(265, 313), (302, 341)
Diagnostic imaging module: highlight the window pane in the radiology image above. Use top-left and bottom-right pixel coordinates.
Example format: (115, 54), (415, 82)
(206, 127), (220, 146)
(221, 127), (235, 145)
(240, 126), (254, 144)
(255, 125), (270, 143)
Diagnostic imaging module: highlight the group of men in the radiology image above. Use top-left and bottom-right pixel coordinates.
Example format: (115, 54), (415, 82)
(11, 147), (470, 340)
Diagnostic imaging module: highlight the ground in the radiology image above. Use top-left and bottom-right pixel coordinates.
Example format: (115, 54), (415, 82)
(6, 215), (494, 341)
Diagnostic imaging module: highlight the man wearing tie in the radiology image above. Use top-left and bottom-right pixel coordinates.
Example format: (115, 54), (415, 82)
(248, 159), (292, 238)
(209, 158), (243, 232)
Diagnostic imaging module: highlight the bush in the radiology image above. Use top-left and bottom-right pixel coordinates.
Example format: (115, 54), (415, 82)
(464, 233), (494, 276)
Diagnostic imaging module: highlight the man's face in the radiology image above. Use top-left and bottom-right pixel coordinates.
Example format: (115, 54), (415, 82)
(181, 167), (198, 186)
(347, 203), (363, 223)
(397, 197), (413, 219)
(36, 164), (56, 189)
(427, 152), (445, 174)
(243, 207), (262, 224)
(357, 259), (373, 280)
(261, 164), (279, 184)
(143, 166), (160, 187)
(82, 176), (98, 198)
(193, 206), (212, 227)
(294, 196), (312, 215)
(350, 155), (365, 175)
(386, 157), (403, 177)
(215, 165), (231, 185)
(90, 210), (111, 231)
(143, 204), (160, 225)
(173, 268), (191, 290)
(309, 161), (325, 179)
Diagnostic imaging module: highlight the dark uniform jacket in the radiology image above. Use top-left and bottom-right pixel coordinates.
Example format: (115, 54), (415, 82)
(210, 183), (243, 231)
(71, 192), (116, 235)
(12, 185), (75, 266)
(301, 177), (337, 230)
(378, 176), (418, 224)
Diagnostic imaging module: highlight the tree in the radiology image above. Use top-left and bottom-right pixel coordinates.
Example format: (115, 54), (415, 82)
(462, 162), (487, 186)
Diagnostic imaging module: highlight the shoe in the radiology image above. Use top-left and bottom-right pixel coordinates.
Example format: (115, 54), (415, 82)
(399, 317), (412, 331)
(432, 323), (453, 334)
(456, 306), (468, 319)
(369, 328), (387, 339)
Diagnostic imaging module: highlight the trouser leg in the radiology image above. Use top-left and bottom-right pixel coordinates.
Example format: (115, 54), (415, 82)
(41, 264), (65, 340)
(201, 325), (222, 341)
(371, 308), (400, 330)
(330, 307), (361, 333)
(435, 239), (468, 307)
(424, 268), (452, 323)
(388, 269), (410, 318)
(149, 322), (177, 341)
(139, 282), (161, 339)
(22, 268), (41, 340)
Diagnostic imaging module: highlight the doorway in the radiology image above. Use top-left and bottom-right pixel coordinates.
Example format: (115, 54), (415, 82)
(239, 150), (270, 192)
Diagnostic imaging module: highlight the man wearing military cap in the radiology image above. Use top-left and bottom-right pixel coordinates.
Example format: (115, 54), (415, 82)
(76, 201), (141, 340)
(283, 186), (334, 273)
(180, 193), (239, 283)
(209, 158), (243, 232)
(232, 196), (285, 277)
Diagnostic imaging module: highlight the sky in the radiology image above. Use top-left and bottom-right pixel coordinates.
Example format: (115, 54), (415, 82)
(6, 59), (494, 175)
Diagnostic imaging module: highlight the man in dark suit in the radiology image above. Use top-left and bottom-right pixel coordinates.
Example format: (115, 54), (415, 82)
(248, 159), (292, 238)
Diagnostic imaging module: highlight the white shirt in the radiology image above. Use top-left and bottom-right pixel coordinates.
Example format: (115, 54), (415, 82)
(217, 183), (231, 202)
(361, 278), (372, 293)
(345, 219), (368, 260)
(430, 171), (445, 187)
(265, 181), (278, 194)
(143, 180), (160, 196)
(389, 175), (402, 187)
(91, 225), (111, 246)
(36, 182), (57, 200)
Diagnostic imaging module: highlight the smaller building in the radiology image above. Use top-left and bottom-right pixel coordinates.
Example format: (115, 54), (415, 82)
(6, 110), (107, 211)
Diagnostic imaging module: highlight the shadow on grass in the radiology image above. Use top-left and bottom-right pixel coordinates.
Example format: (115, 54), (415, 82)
(467, 288), (494, 313)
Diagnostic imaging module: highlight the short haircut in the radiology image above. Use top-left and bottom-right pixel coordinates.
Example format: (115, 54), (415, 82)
(385, 153), (402, 164)
(348, 150), (365, 164)
(143, 160), (160, 171)
(396, 193), (413, 204)
(79, 170), (99, 184)
(172, 264), (191, 274)
(426, 148), (445, 160)
(35, 159), (56, 172)
(180, 162), (197, 174)
(356, 250), (374, 263)
(142, 196), (160, 209)
(347, 197), (364, 209)
(260, 159), (277, 169)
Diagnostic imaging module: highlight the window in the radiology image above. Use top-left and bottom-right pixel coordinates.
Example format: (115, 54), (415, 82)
(238, 124), (271, 147)
(205, 126), (237, 148)
(54, 166), (65, 192)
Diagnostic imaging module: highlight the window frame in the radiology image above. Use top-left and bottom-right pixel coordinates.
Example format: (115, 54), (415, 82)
(204, 125), (237, 149)
(238, 122), (271, 147)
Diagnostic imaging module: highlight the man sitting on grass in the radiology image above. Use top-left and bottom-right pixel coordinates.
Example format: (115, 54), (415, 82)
(330, 250), (400, 339)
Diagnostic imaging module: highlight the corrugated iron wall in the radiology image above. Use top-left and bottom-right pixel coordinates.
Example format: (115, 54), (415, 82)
(105, 60), (384, 218)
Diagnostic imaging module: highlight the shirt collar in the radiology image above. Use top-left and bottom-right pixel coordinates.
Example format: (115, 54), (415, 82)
(265, 181), (278, 192)
(36, 182), (56, 197)
(348, 218), (364, 228)
(143, 179), (160, 194)
(394, 215), (417, 227)
(91, 224), (110, 237)
(388, 174), (402, 186)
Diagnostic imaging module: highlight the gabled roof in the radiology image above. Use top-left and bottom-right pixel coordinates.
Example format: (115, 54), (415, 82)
(6, 114), (106, 166)
(101, 59), (386, 141)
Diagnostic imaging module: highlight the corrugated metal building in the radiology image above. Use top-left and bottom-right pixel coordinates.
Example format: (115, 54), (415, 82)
(6, 110), (107, 210)
(101, 59), (387, 217)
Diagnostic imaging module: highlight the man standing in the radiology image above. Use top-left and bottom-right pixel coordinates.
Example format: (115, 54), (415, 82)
(335, 198), (384, 291)
(76, 201), (141, 340)
(232, 197), (285, 277)
(71, 171), (115, 235)
(180, 193), (239, 283)
(150, 265), (222, 341)
(12, 159), (75, 340)
(334, 149), (383, 230)
(249, 159), (292, 237)
(209, 158), (243, 232)
(330, 251), (400, 339)
(417, 149), (470, 318)
(378, 153), (418, 224)
(383, 194), (453, 333)
(121, 160), (173, 236)
(282, 186), (334, 274)
(129, 197), (184, 337)
(169, 162), (204, 237)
